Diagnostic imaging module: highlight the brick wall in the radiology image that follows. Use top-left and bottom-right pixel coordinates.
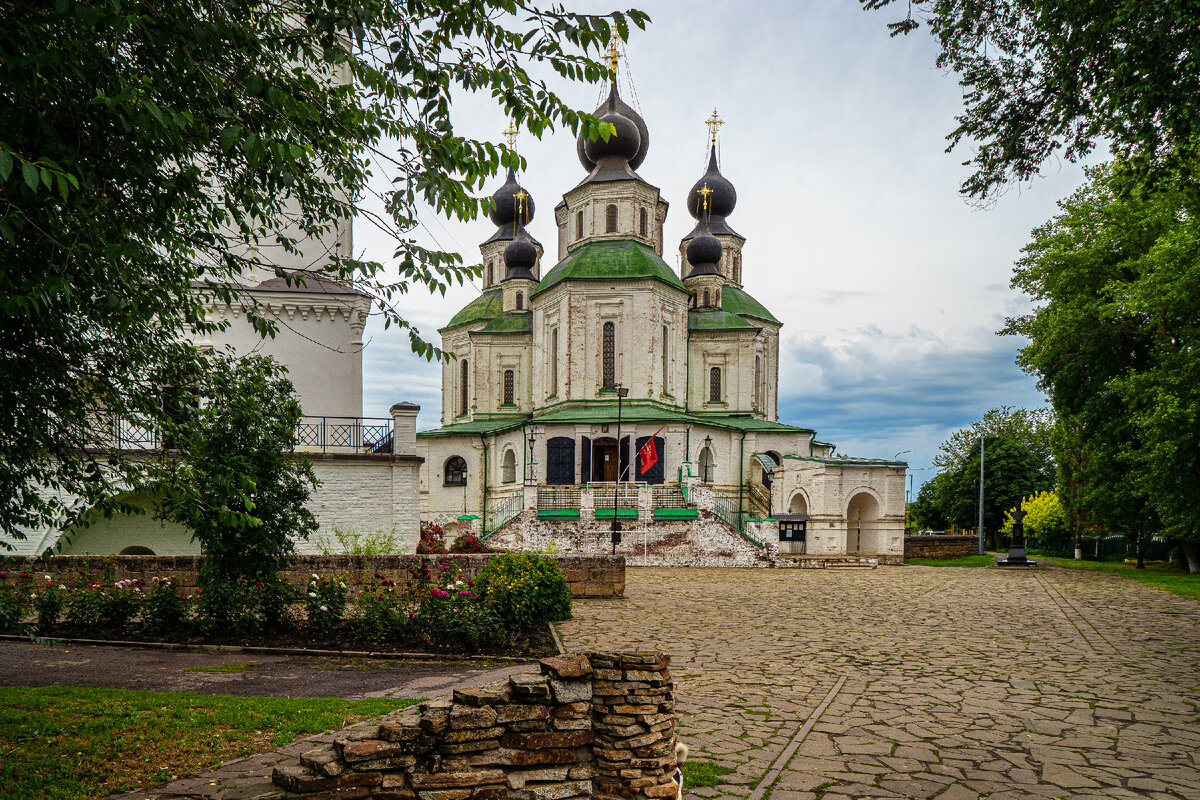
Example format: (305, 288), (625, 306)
(9, 553), (624, 598)
(903, 535), (978, 560)
(275, 651), (679, 800)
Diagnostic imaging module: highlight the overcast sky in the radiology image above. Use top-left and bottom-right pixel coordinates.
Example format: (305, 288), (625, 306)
(354, 1), (1095, 490)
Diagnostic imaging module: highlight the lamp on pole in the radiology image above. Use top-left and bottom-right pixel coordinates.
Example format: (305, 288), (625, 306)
(702, 435), (713, 483)
(611, 385), (629, 553)
(977, 434), (985, 555)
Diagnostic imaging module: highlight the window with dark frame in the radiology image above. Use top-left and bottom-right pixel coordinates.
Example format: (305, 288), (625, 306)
(551, 328), (559, 396)
(576, 210), (584, 239)
(661, 325), (668, 392)
(444, 456), (468, 486)
(709, 366), (721, 403)
(503, 369), (515, 405)
(602, 321), (615, 389)
(639, 208), (648, 237)
(605, 204), (617, 233)
(516, 292), (523, 310)
(487, 260), (493, 285)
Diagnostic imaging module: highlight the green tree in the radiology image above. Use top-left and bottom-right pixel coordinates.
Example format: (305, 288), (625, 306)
(157, 353), (316, 626)
(933, 406), (1054, 481)
(909, 472), (951, 532)
(861, 0), (1200, 201)
(1007, 158), (1198, 571)
(1000, 490), (1067, 544)
(935, 437), (1050, 548)
(1, 0), (645, 545)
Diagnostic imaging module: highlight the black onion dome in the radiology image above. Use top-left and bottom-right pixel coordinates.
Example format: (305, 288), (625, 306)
(577, 83), (649, 171)
(488, 167), (536, 227)
(686, 229), (722, 277)
(687, 145), (736, 220)
(503, 223), (538, 281)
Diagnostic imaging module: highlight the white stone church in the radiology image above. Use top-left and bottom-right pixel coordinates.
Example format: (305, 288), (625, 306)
(416, 77), (907, 563)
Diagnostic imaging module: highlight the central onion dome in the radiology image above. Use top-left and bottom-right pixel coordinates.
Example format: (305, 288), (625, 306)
(488, 166), (536, 230)
(686, 226), (722, 277)
(687, 145), (736, 221)
(576, 82), (649, 171)
(502, 221), (538, 281)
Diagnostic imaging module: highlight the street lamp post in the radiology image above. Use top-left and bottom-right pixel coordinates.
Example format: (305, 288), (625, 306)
(702, 434), (713, 483)
(611, 385), (629, 553)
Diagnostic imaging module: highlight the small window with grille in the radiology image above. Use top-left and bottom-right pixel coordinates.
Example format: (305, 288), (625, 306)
(709, 366), (722, 403)
(605, 204), (617, 233)
(503, 369), (515, 405)
(576, 210), (584, 239)
(639, 208), (648, 237)
(602, 321), (615, 389)
(460, 359), (469, 415)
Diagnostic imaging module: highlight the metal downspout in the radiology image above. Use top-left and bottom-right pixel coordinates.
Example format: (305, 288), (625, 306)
(479, 433), (489, 534)
(738, 429), (747, 531)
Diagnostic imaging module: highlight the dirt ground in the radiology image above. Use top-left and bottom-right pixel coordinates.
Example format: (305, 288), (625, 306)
(0, 640), (537, 700)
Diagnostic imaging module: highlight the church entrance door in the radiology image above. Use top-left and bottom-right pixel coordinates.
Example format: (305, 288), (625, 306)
(593, 438), (618, 482)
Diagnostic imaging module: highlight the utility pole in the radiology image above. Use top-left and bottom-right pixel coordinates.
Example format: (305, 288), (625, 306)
(977, 434), (985, 555)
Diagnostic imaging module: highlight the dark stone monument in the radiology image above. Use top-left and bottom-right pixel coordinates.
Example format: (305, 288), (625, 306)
(996, 502), (1037, 566)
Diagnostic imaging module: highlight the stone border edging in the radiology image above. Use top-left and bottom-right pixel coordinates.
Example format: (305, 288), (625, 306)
(745, 676), (847, 800)
(0, 629), (558, 665)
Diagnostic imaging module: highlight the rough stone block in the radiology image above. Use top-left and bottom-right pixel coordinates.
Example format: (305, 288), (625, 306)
(418, 789), (471, 800)
(508, 719), (551, 733)
(450, 705), (498, 730)
(551, 702), (590, 719)
(551, 718), (591, 731)
(501, 730), (595, 749)
(540, 655), (592, 678)
(272, 765), (382, 794)
(437, 738), (502, 754)
(568, 766), (596, 780)
(549, 678), (592, 704)
(495, 704), (550, 724)
(340, 739), (420, 763)
(349, 754), (418, 772)
(301, 744), (344, 777)
(527, 780), (593, 800)
(507, 767), (570, 788)
(643, 781), (680, 798)
(442, 725), (505, 744)
(380, 721), (427, 742)
(411, 770), (504, 789)
(453, 684), (510, 707)
(472, 787), (506, 800)
(511, 747), (588, 766)
(509, 674), (552, 700)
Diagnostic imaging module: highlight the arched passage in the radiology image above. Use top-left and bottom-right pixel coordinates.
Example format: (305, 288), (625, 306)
(501, 448), (517, 484)
(845, 490), (882, 555)
(788, 491), (809, 515)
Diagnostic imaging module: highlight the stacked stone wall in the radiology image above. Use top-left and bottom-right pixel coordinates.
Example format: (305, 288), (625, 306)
(8, 553), (624, 598)
(274, 651), (677, 800)
(904, 535), (977, 559)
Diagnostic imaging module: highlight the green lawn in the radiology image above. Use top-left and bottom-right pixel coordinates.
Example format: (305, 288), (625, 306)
(906, 554), (996, 567)
(0, 685), (417, 800)
(1033, 555), (1200, 601)
(682, 759), (738, 788)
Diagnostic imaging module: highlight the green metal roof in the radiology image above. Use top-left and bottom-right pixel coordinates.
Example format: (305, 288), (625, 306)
(689, 309), (760, 332)
(534, 239), (687, 296)
(783, 454), (908, 468)
(474, 312), (532, 335)
(416, 416), (526, 438)
(695, 415), (814, 434)
(533, 402), (813, 435)
(722, 285), (780, 325)
(443, 289), (503, 330)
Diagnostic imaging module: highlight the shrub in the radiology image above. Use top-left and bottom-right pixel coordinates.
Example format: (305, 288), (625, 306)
(32, 575), (67, 628)
(305, 573), (348, 633)
(316, 525), (406, 555)
(102, 580), (144, 629)
(194, 576), (294, 637)
(449, 532), (486, 554)
(353, 573), (407, 642)
(0, 571), (34, 633)
(417, 522), (446, 554)
(408, 559), (499, 650)
(476, 551), (572, 632)
(142, 576), (187, 634)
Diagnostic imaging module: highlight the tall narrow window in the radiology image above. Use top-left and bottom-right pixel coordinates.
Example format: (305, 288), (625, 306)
(503, 369), (515, 405)
(702, 289), (710, 307)
(639, 208), (648, 237)
(661, 325), (668, 392)
(754, 355), (762, 409)
(516, 292), (523, 310)
(709, 367), (721, 403)
(605, 204), (618, 233)
(460, 359), (469, 415)
(602, 321), (615, 389)
(576, 210), (584, 239)
(487, 260), (494, 285)
(550, 328), (559, 396)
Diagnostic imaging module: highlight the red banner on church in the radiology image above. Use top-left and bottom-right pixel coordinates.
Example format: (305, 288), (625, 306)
(638, 424), (666, 475)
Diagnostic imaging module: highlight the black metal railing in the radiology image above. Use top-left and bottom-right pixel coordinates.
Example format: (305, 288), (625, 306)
(295, 416), (393, 454)
(591, 482), (641, 509)
(538, 486), (581, 510)
(651, 485), (688, 508)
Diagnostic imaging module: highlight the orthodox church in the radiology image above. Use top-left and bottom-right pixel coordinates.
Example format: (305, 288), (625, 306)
(417, 61), (908, 561)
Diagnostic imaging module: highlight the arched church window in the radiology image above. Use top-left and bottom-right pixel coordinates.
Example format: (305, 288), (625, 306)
(702, 289), (710, 308)
(709, 366), (721, 403)
(576, 210), (584, 239)
(550, 328), (559, 396)
(661, 325), (668, 392)
(715, 288), (720, 306)
(444, 456), (467, 486)
(501, 448), (517, 484)
(602, 321), (615, 389)
(516, 292), (523, 310)
(487, 260), (494, 286)
(605, 204), (618, 233)
(699, 446), (715, 483)
(639, 208), (648, 237)
(503, 369), (515, 405)
(754, 355), (762, 409)
(460, 359), (469, 415)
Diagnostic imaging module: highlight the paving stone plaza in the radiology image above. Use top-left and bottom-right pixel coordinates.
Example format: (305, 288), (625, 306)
(560, 566), (1200, 800)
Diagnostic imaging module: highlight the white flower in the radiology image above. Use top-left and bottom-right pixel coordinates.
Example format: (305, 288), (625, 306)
(308, 592), (317, 598)
(311, 573), (319, 580)
(319, 605), (328, 612)
(339, 581), (346, 589)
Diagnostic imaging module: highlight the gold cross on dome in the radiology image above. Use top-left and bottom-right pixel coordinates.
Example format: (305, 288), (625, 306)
(503, 122), (519, 151)
(605, 38), (622, 79)
(705, 107), (724, 146)
(697, 181), (713, 214)
(514, 188), (529, 219)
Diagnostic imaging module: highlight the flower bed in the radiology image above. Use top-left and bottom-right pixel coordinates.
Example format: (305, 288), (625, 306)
(0, 553), (569, 657)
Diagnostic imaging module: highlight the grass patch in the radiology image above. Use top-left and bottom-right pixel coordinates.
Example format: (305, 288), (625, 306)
(182, 663), (252, 674)
(0, 685), (418, 800)
(682, 760), (737, 788)
(906, 554), (995, 567)
(1035, 556), (1200, 600)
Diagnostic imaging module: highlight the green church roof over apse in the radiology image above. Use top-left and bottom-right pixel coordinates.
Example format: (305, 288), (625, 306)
(534, 239), (688, 296)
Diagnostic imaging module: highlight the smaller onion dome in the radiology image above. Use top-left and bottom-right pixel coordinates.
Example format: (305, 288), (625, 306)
(581, 84), (642, 166)
(503, 222), (538, 282)
(686, 228), (722, 277)
(488, 167), (536, 228)
(687, 145), (736, 220)
(577, 82), (650, 172)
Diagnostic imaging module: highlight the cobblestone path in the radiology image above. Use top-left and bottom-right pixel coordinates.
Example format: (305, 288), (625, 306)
(558, 566), (1200, 800)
